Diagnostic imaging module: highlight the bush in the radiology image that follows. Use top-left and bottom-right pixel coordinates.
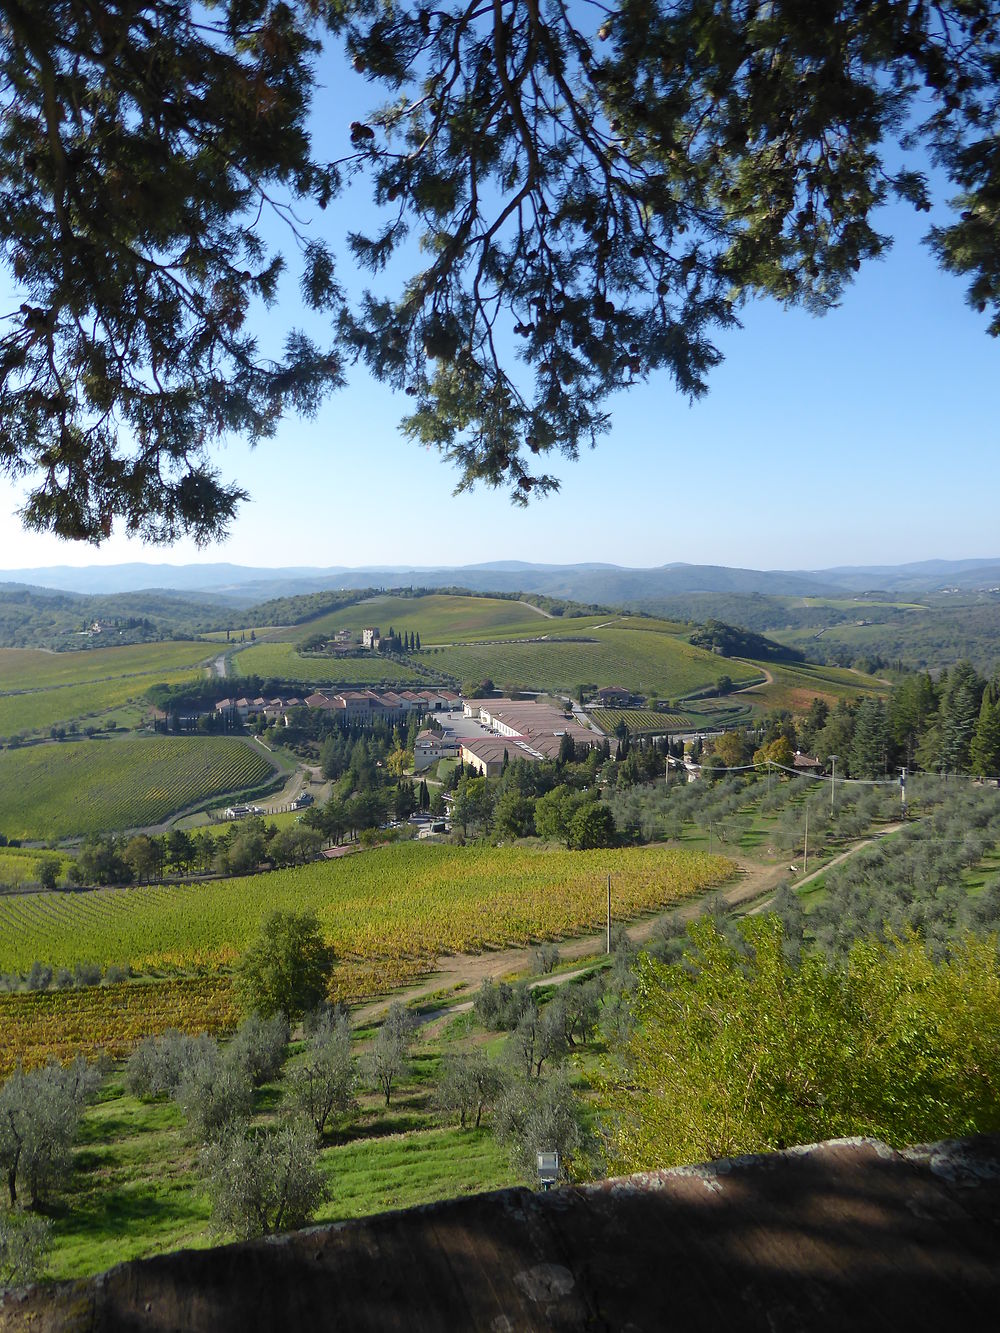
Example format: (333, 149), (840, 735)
(0, 1058), (100, 1207)
(24, 962), (52, 992)
(364, 1003), (415, 1106)
(473, 978), (535, 1031)
(73, 961), (102, 988)
(202, 1118), (326, 1239)
(435, 1051), (503, 1129)
(535, 942), (559, 975)
(174, 1048), (254, 1141)
(492, 1068), (584, 1184)
(124, 1030), (217, 1100)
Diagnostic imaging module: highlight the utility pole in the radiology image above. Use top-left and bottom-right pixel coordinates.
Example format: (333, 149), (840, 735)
(607, 874), (612, 954)
(829, 755), (838, 816)
(803, 800), (809, 874)
(766, 759), (772, 795)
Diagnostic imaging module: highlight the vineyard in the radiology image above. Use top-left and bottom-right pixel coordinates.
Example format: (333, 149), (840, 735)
(590, 708), (693, 734)
(0, 640), (212, 691)
(0, 976), (240, 1075)
(415, 627), (759, 698)
(0, 735), (275, 840)
(265, 592), (564, 644)
(0, 843), (735, 978)
(0, 666), (205, 739)
(228, 641), (428, 685)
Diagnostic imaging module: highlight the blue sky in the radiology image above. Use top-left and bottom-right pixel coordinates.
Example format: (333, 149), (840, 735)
(1, 41), (998, 575)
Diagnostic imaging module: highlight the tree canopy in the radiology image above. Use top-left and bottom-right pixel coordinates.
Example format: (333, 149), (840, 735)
(2, 0), (998, 543)
(235, 908), (336, 1019)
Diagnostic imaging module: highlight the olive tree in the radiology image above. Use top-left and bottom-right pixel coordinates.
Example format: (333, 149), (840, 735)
(202, 1118), (326, 1240)
(289, 1009), (356, 1138)
(0, 1058), (100, 1207)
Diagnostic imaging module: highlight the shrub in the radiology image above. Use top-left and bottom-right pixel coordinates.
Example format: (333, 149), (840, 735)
(202, 1118), (326, 1239)
(0, 1209), (51, 1287)
(227, 1012), (290, 1088)
(174, 1048), (254, 1141)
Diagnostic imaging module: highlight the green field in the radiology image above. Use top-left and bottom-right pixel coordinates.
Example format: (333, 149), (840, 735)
(0, 641), (211, 691)
(0, 736), (275, 841)
(228, 641), (428, 685)
(0, 667), (205, 739)
(0, 848), (70, 887)
(0, 843), (735, 975)
(416, 626), (759, 697)
(0, 640), (212, 739)
(264, 593), (561, 644)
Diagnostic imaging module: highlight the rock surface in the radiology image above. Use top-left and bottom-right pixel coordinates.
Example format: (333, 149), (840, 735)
(4, 1135), (1000, 1331)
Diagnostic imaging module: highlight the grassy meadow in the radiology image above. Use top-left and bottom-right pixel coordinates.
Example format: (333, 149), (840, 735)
(0, 735), (276, 840)
(739, 660), (889, 712)
(0, 641), (211, 691)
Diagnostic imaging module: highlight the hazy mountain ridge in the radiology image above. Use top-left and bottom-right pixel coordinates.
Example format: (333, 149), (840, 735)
(7, 556), (1000, 604)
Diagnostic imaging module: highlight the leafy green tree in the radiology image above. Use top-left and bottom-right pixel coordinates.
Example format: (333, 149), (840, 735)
(492, 790), (536, 842)
(710, 730), (748, 769)
(752, 736), (794, 773)
(36, 856), (59, 890)
(235, 909), (335, 1021)
(601, 919), (1000, 1175)
(567, 802), (617, 850)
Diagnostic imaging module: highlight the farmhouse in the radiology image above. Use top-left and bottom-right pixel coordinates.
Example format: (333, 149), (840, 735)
(596, 685), (632, 707)
(413, 730), (461, 771)
(362, 627), (380, 648)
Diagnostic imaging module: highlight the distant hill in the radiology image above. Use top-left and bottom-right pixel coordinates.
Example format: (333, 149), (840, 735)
(8, 556), (1000, 605)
